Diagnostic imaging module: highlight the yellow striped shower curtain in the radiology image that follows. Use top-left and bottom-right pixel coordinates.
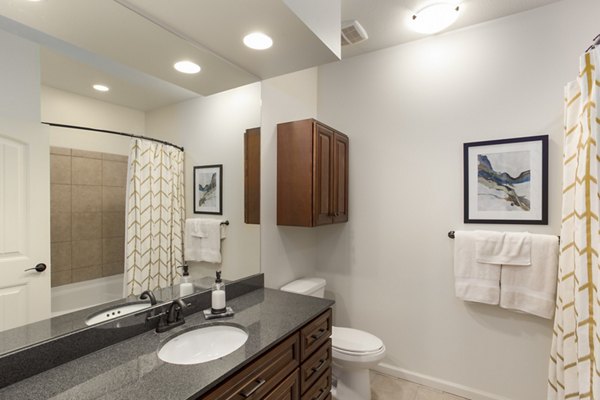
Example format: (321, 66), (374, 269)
(125, 139), (185, 296)
(549, 49), (600, 399)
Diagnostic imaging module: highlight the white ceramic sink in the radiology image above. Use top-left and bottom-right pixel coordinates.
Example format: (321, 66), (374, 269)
(158, 324), (248, 365)
(85, 302), (152, 326)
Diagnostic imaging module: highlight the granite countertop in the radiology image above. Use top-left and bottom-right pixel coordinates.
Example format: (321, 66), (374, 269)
(0, 288), (334, 400)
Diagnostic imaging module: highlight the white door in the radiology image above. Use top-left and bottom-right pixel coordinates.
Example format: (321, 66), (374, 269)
(0, 117), (50, 332)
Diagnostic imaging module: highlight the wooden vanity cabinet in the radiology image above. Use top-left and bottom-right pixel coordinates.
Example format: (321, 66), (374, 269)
(201, 309), (332, 400)
(277, 119), (349, 227)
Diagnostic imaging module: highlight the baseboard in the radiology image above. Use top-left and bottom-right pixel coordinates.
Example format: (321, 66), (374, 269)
(372, 363), (512, 400)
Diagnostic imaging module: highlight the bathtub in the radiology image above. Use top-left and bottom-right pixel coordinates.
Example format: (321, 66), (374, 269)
(51, 274), (124, 317)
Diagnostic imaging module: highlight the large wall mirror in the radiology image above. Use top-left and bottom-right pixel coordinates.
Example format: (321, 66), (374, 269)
(0, 1), (264, 355)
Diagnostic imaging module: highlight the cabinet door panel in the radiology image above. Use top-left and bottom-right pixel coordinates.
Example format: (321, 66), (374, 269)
(314, 124), (334, 226)
(263, 370), (300, 400)
(300, 368), (331, 400)
(300, 340), (331, 394)
(300, 309), (332, 361)
(333, 133), (349, 223)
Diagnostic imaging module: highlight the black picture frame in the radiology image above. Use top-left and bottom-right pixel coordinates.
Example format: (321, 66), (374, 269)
(463, 135), (548, 225)
(193, 164), (223, 215)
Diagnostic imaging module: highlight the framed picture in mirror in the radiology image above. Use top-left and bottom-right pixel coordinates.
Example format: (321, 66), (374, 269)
(194, 164), (223, 214)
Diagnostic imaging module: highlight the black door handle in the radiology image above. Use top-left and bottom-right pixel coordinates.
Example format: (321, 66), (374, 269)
(25, 263), (47, 273)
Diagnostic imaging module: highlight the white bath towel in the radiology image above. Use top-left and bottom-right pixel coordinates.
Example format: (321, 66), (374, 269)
(476, 231), (531, 266)
(184, 218), (227, 263)
(500, 234), (559, 319)
(453, 230), (501, 305)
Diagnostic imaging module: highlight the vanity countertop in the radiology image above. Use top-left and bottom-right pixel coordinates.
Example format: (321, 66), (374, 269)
(0, 288), (334, 400)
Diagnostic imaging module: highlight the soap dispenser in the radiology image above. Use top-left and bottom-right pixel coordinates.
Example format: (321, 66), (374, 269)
(211, 270), (226, 314)
(179, 264), (194, 297)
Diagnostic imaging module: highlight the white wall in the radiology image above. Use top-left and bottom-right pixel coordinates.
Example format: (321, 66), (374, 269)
(260, 67), (320, 289)
(0, 29), (39, 121)
(42, 86), (144, 154)
(146, 83), (261, 281)
(314, 0), (599, 399)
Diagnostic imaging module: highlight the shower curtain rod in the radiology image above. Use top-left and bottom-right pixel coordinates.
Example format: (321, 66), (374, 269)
(42, 122), (184, 152)
(585, 33), (600, 53)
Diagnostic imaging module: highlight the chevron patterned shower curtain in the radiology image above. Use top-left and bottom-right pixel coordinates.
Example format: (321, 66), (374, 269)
(125, 139), (185, 296)
(549, 49), (600, 399)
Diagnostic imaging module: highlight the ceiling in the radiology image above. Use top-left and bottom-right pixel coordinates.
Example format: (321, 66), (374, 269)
(340, 0), (564, 58)
(0, 0), (563, 111)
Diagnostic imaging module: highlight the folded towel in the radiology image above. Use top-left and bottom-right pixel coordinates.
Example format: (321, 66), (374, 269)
(454, 230), (501, 305)
(184, 219), (225, 263)
(500, 234), (559, 319)
(187, 219), (206, 238)
(476, 231), (531, 266)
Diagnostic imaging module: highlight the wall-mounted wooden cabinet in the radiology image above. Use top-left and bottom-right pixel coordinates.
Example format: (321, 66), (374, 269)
(277, 119), (348, 227)
(244, 127), (260, 225)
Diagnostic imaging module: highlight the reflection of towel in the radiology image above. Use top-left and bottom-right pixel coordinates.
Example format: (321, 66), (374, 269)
(500, 234), (559, 319)
(453, 231), (501, 305)
(187, 219), (205, 238)
(184, 219), (227, 263)
(476, 231), (531, 266)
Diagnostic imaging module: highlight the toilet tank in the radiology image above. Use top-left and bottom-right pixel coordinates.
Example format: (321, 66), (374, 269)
(280, 278), (326, 298)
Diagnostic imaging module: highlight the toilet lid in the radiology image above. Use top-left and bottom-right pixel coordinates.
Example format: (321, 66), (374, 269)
(332, 326), (383, 353)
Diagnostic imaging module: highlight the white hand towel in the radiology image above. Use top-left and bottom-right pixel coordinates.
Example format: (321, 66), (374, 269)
(454, 231), (501, 305)
(184, 218), (225, 263)
(476, 231), (531, 266)
(187, 219), (206, 238)
(500, 234), (558, 319)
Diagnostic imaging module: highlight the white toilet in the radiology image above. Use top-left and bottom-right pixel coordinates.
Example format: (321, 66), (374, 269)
(281, 278), (386, 400)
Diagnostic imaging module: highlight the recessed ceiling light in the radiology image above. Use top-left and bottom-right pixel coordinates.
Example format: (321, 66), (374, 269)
(93, 84), (110, 92)
(174, 61), (201, 74)
(243, 32), (273, 50)
(410, 2), (460, 34)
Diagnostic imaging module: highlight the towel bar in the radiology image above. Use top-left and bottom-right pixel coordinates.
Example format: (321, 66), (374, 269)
(448, 230), (559, 242)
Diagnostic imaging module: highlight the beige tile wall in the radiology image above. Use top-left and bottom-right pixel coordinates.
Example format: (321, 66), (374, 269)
(50, 147), (128, 287)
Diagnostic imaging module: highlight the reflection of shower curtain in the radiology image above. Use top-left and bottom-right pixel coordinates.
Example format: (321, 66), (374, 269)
(549, 49), (600, 399)
(125, 139), (185, 296)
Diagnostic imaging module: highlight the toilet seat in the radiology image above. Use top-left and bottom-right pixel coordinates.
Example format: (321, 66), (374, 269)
(332, 326), (384, 354)
(332, 344), (386, 363)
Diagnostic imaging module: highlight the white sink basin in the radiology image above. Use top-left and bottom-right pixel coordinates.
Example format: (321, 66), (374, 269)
(158, 324), (248, 365)
(85, 302), (152, 326)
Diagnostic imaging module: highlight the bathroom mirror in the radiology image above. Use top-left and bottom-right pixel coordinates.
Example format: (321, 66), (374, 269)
(0, 2), (261, 353)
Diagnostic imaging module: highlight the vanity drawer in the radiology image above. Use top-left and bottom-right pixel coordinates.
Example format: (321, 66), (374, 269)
(263, 370), (300, 400)
(299, 339), (331, 394)
(300, 367), (331, 400)
(202, 333), (300, 400)
(300, 309), (332, 361)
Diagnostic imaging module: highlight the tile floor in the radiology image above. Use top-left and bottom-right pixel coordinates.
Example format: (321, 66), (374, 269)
(370, 371), (469, 400)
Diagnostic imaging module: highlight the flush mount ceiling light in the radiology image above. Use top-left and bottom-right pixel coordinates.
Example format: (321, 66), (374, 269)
(93, 84), (110, 92)
(243, 32), (273, 50)
(410, 2), (460, 34)
(174, 60), (201, 74)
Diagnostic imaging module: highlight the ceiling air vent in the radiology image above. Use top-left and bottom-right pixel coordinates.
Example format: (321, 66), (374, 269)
(341, 20), (368, 46)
